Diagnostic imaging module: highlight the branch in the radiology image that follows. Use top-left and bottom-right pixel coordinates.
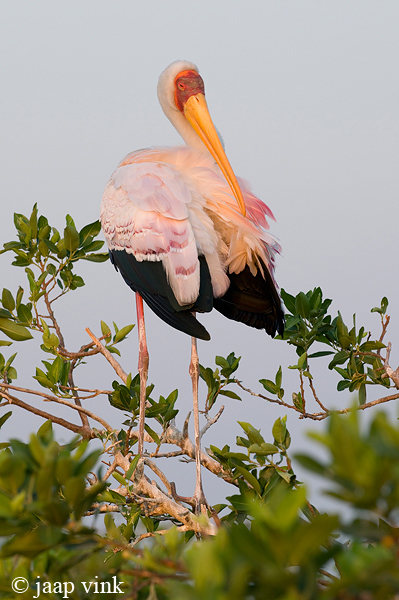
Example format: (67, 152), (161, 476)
(162, 418), (236, 485)
(144, 458), (173, 494)
(129, 529), (170, 547)
(85, 328), (128, 383)
(235, 378), (399, 421)
(114, 452), (216, 536)
(0, 390), (93, 438)
(1, 384), (113, 432)
(43, 289), (65, 347)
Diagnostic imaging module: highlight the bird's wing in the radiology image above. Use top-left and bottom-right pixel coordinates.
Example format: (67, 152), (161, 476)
(101, 160), (201, 306)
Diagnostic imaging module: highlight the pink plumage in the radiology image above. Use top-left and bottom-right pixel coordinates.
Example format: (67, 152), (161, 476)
(101, 61), (283, 340)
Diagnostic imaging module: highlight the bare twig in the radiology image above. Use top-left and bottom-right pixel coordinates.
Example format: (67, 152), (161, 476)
(200, 405), (224, 438)
(59, 348), (99, 359)
(308, 378), (328, 413)
(86, 328), (128, 383)
(144, 458), (173, 494)
(299, 370), (306, 412)
(86, 503), (121, 515)
(129, 529), (170, 547)
(149, 450), (184, 459)
(379, 315), (390, 348)
(59, 386), (113, 398)
(235, 379), (294, 411)
(384, 343), (399, 389)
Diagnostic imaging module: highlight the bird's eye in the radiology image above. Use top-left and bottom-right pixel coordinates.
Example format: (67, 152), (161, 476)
(178, 82), (185, 90)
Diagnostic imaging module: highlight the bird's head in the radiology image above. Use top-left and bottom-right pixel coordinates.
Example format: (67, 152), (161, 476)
(158, 60), (246, 217)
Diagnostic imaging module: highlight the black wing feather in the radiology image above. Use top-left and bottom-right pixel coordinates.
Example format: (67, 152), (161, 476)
(213, 260), (284, 337)
(109, 250), (284, 340)
(109, 250), (212, 340)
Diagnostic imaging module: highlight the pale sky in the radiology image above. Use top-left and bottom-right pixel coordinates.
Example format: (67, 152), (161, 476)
(1, 1), (398, 505)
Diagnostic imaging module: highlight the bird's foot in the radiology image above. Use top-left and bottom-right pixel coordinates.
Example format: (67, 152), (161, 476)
(193, 489), (209, 516)
(170, 482), (209, 515)
(171, 482), (221, 530)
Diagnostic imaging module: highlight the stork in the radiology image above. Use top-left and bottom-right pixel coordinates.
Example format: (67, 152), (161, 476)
(101, 60), (284, 512)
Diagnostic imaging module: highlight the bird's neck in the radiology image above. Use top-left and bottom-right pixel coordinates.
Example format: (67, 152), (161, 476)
(163, 106), (210, 154)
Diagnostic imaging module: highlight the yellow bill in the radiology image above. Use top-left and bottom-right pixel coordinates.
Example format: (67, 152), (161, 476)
(183, 93), (246, 217)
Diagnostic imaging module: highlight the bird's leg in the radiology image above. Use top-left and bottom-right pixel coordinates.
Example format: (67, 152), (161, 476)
(135, 292), (149, 457)
(189, 332), (207, 515)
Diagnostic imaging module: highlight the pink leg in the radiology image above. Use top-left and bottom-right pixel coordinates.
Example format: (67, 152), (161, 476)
(136, 293), (149, 457)
(189, 333), (207, 514)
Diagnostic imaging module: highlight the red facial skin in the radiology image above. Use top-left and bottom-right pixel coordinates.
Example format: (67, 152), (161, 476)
(174, 70), (205, 112)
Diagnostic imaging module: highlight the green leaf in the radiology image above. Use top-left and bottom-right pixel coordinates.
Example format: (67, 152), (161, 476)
(0, 318), (33, 341)
(1, 525), (65, 558)
(80, 240), (104, 253)
(359, 340), (386, 351)
(6, 366), (17, 380)
(308, 351), (334, 358)
(275, 365), (282, 388)
(33, 374), (57, 392)
(259, 379), (277, 395)
(337, 380), (351, 391)
(215, 355), (229, 369)
(105, 345), (121, 356)
(248, 443), (279, 455)
(64, 225), (80, 253)
(100, 321), (112, 340)
(280, 289), (296, 314)
(79, 220), (102, 246)
(297, 352), (307, 370)
(16, 304), (32, 325)
(336, 312), (352, 349)
(112, 472), (126, 486)
(371, 297), (389, 315)
(295, 292), (310, 319)
(295, 454), (326, 475)
(43, 239), (60, 254)
(234, 465), (261, 494)
(358, 384), (367, 405)
(238, 422), (265, 447)
(126, 454), (141, 480)
(114, 324), (134, 343)
(272, 416), (287, 445)
(65, 214), (76, 228)
(292, 392), (304, 412)
(38, 240), (49, 257)
(328, 351), (349, 369)
(219, 389), (241, 400)
(1, 289), (15, 312)
(29, 204), (38, 240)
(0, 411), (12, 429)
(144, 424), (160, 446)
(64, 476), (86, 508)
(81, 253), (109, 263)
(15, 287), (24, 307)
